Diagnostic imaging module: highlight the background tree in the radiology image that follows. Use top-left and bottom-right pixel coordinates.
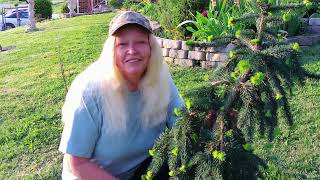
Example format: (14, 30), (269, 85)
(25, 0), (38, 32)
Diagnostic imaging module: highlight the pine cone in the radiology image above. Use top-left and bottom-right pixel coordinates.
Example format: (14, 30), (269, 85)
(204, 110), (217, 128)
(252, 44), (263, 51)
(227, 110), (239, 128)
(189, 112), (197, 120)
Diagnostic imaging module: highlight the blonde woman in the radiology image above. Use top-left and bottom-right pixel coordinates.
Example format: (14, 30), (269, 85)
(59, 11), (184, 180)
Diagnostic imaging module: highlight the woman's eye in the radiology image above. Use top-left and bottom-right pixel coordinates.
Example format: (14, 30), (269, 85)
(139, 41), (147, 44)
(118, 43), (127, 46)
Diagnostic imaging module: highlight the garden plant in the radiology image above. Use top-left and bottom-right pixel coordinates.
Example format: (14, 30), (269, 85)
(142, 0), (320, 179)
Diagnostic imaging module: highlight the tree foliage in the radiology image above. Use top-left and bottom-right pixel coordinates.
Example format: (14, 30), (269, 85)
(143, 1), (320, 179)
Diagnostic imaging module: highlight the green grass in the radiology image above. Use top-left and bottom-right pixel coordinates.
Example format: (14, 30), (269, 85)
(0, 12), (320, 178)
(51, 0), (66, 13)
(0, 0), (66, 14)
(0, 0), (19, 4)
(0, 13), (115, 178)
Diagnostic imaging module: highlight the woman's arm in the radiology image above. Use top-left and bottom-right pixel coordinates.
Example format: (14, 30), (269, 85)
(67, 154), (117, 180)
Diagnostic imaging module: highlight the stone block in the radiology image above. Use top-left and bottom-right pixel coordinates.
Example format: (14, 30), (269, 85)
(223, 43), (237, 53)
(301, 18), (309, 25)
(162, 48), (169, 57)
(309, 26), (320, 34)
(181, 41), (193, 50)
(207, 52), (229, 62)
(285, 37), (299, 44)
(298, 36), (313, 46)
(164, 57), (174, 64)
(311, 35), (320, 45)
(206, 53), (214, 61)
(188, 51), (206, 60)
(163, 39), (182, 49)
(194, 46), (206, 51)
(174, 59), (193, 67)
(309, 18), (320, 26)
(169, 49), (188, 59)
(206, 47), (216, 52)
(156, 37), (163, 48)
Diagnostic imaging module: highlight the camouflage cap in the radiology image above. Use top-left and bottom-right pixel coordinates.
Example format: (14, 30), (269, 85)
(109, 11), (152, 35)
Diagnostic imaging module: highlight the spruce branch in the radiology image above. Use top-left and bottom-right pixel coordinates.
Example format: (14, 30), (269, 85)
(147, 1), (319, 178)
(269, 4), (304, 11)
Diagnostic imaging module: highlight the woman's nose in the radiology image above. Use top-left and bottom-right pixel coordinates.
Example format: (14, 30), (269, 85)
(127, 44), (137, 54)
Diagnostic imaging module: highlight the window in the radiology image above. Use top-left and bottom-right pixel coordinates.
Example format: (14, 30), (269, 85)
(5, 11), (28, 18)
(20, 12), (28, 18)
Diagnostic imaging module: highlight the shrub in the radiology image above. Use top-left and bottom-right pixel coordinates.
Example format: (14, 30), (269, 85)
(156, 0), (210, 39)
(61, 2), (69, 13)
(60, 1), (77, 13)
(137, 1), (158, 20)
(121, 0), (141, 11)
(34, 0), (53, 19)
(121, 0), (158, 21)
(178, 0), (247, 41)
(108, 0), (122, 9)
(284, 12), (305, 36)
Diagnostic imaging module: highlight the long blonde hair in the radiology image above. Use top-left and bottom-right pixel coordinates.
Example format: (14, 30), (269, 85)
(94, 34), (171, 134)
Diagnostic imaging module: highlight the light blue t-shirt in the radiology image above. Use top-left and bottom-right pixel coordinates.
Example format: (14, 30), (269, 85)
(59, 75), (184, 179)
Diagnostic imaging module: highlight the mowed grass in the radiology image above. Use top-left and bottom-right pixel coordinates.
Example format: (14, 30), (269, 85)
(0, 0), (66, 14)
(0, 13), (114, 178)
(0, 0), (19, 4)
(0, 12), (320, 178)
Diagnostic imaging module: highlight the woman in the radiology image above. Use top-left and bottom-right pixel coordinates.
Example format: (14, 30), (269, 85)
(59, 11), (184, 179)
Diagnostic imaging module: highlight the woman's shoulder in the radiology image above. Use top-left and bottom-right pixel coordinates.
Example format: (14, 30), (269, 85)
(67, 61), (104, 101)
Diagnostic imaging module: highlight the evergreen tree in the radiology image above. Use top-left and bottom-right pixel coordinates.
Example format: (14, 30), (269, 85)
(143, 0), (320, 179)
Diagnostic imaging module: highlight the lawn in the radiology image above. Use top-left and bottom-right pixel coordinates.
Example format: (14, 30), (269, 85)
(0, 0), (66, 14)
(0, 12), (319, 178)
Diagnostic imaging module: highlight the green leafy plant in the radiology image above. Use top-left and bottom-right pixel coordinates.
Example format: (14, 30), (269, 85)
(108, 0), (122, 9)
(178, 0), (245, 41)
(34, 0), (53, 19)
(155, 0), (210, 39)
(121, 0), (159, 21)
(137, 1), (158, 20)
(121, 0), (140, 10)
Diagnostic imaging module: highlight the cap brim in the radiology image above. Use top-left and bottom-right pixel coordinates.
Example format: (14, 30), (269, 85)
(110, 22), (153, 35)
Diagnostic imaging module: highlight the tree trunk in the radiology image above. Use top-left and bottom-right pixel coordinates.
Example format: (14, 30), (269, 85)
(25, 0), (38, 32)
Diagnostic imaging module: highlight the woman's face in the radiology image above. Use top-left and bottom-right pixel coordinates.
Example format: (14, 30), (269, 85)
(114, 25), (151, 82)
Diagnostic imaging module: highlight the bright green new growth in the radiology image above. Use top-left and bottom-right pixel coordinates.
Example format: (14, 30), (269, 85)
(174, 108), (181, 116)
(149, 149), (156, 156)
(237, 60), (250, 74)
(185, 99), (192, 110)
(143, 1), (320, 179)
(250, 72), (265, 86)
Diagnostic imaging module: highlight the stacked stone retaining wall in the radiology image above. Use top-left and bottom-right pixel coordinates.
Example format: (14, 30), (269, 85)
(157, 18), (320, 69)
(157, 38), (236, 69)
